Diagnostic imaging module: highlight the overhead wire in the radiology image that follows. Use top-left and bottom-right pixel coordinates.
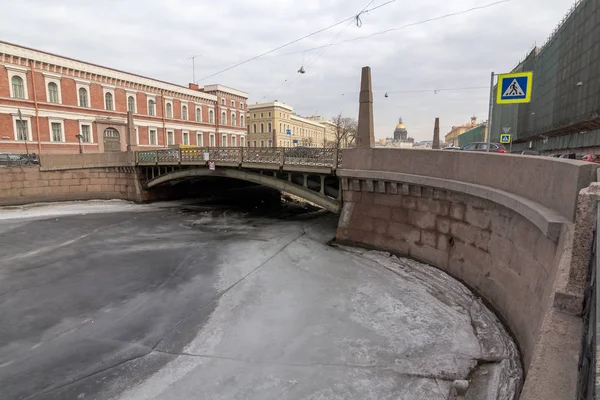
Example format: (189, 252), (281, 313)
(194, 0), (397, 82)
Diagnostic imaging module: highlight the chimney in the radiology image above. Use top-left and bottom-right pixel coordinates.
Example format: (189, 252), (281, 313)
(471, 116), (477, 126)
(189, 83), (200, 90)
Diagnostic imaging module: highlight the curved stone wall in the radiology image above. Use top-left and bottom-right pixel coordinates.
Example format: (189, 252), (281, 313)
(336, 148), (597, 400)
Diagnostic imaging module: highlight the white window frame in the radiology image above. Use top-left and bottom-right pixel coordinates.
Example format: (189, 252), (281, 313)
(149, 128), (158, 145)
(167, 130), (174, 146)
(147, 97), (156, 116)
(6, 66), (28, 99)
(182, 130), (190, 145)
(209, 133), (215, 147)
(103, 88), (115, 111)
(181, 104), (188, 120)
(231, 112), (236, 126)
(221, 98), (225, 105)
(12, 114), (33, 141)
(221, 111), (226, 125)
(240, 136), (245, 147)
(231, 135), (237, 147)
(78, 121), (94, 143)
(165, 100), (173, 118)
(240, 115), (244, 127)
(231, 100), (235, 107)
(196, 131), (203, 146)
(126, 93), (137, 113)
(76, 81), (91, 108)
(196, 106), (202, 122)
(48, 118), (65, 142)
(44, 75), (62, 104)
(240, 103), (244, 109)
(222, 134), (227, 146)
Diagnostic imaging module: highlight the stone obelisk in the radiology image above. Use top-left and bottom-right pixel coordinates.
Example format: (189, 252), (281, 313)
(356, 66), (374, 148)
(432, 117), (440, 149)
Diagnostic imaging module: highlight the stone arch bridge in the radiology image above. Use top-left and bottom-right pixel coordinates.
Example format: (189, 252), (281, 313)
(135, 147), (342, 212)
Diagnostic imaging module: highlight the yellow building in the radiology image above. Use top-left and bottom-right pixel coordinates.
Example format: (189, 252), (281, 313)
(445, 116), (478, 147)
(246, 101), (337, 147)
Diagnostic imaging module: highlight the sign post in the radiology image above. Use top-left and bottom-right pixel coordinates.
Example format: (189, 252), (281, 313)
(501, 127), (512, 153)
(485, 72), (495, 152)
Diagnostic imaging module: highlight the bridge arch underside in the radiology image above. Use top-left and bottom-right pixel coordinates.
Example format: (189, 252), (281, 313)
(143, 167), (341, 213)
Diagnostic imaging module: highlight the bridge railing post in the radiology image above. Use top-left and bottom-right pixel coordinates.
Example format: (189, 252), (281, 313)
(280, 147), (285, 168)
(155, 150), (159, 166)
(178, 148), (182, 165)
(333, 148), (339, 170)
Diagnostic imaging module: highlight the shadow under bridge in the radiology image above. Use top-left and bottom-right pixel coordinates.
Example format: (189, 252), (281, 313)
(136, 147), (342, 213)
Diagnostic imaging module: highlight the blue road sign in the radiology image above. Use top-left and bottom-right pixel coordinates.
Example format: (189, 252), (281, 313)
(286, 129), (291, 135)
(500, 134), (511, 144)
(293, 140), (298, 144)
(497, 72), (533, 104)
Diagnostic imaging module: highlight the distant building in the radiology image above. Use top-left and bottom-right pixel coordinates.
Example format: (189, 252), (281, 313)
(445, 116), (477, 147)
(457, 123), (488, 148)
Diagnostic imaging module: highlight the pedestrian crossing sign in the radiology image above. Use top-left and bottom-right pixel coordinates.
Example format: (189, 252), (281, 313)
(500, 134), (511, 144)
(497, 72), (533, 104)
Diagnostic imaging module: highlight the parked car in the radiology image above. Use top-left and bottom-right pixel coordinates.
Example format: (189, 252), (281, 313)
(582, 154), (600, 164)
(461, 142), (508, 153)
(442, 146), (461, 150)
(558, 153), (577, 159)
(518, 150), (540, 156)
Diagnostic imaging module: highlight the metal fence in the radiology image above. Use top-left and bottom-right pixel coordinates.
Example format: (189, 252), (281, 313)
(136, 147), (340, 169)
(0, 154), (40, 168)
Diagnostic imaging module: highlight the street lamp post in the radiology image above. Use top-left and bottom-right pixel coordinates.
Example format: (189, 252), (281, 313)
(18, 109), (29, 156)
(75, 134), (83, 154)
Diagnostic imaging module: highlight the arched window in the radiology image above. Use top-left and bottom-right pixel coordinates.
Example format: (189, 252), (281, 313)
(260, 123), (264, 133)
(11, 76), (24, 99)
(105, 92), (113, 110)
(209, 109), (214, 123)
(148, 100), (155, 116)
(196, 107), (201, 122)
(47, 82), (59, 103)
(79, 87), (88, 107)
(240, 115), (244, 127)
(166, 103), (172, 118)
(182, 105), (188, 120)
(127, 96), (135, 112)
(221, 111), (226, 125)
(253, 124), (257, 133)
(268, 123), (272, 133)
(280, 123), (282, 133)
(247, 124), (250, 134)
(232, 113), (236, 126)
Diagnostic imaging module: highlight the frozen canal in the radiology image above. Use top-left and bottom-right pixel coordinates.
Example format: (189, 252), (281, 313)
(0, 200), (522, 399)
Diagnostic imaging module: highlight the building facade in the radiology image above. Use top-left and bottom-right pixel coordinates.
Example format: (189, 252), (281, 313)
(0, 41), (248, 155)
(445, 116), (478, 147)
(246, 101), (337, 147)
(393, 118), (408, 141)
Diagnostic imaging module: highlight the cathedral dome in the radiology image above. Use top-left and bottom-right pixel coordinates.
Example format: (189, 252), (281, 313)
(395, 118), (406, 130)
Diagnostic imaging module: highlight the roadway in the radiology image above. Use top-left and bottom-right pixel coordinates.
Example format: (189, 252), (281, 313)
(0, 199), (520, 399)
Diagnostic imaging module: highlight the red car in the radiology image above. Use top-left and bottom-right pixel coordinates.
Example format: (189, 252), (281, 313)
(582, 154), (600, 163)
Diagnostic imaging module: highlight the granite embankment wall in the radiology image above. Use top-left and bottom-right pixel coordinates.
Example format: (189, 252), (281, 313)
(336, 148), (597, 400)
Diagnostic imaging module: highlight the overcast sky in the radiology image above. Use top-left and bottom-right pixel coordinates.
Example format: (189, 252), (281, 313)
(2, 0), (576, 140)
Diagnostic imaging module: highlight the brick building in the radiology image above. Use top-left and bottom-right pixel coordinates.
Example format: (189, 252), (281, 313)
(0, 41), (248, 155)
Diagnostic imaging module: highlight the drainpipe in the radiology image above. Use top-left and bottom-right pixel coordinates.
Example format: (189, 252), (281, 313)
(161, 90), (166, 148)
(29, 60), (42, 155)
(215, 96), (219, 146)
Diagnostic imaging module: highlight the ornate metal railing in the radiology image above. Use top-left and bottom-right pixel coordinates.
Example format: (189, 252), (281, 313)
(136, 147), (340, 170)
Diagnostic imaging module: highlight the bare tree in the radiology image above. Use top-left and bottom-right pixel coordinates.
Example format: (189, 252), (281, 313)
(331, 114), (358, 149)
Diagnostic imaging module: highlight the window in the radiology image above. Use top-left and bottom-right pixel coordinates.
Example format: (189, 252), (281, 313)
(253, 113), (256, 118)
(80, 125), (91, 143)
(222, 135), (227, 146)
(253, 141), (256, 147)
(279, 140), (282, 147)
(240, 115), (244, 127)
(79, 87), (88, 107)
(253, 124), (257, 133)
(221, 111), (226, 125)
(232, 113), (236, 126)
(148, 100), (156, 116)
(260, 140), (264, 147)
(196, 132), (203, 146)
(280, 123), (283, 133)
(51, 122), (63, 142)
(128, 96), (136, 112)
(240, 137), (245, 147)
(231, 136), (237, 147)
(167, 131), (174, 145)
(247, 125), (250, 134)
(16, 120), (28, 141)
(260, 113), (263, 118)
(47, 82), (59, 103)
(268, 123), (272, 133)
(196, 107), (201, 122)
(209, 134), (215, 147)
(209, 110), (214, 123)
(104, 92), (113, 110)
(11, 76), (25, 99)
(260, 123), (264, 133)
(182, 105), (188, 120)
(231, 100), (235, 107)
(183, 131), (189, 145)
(166, 103), (172, 118)
(268, 112), (271, 117)
(221, 98), (225, 105)
(149, 129), (157, 145)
